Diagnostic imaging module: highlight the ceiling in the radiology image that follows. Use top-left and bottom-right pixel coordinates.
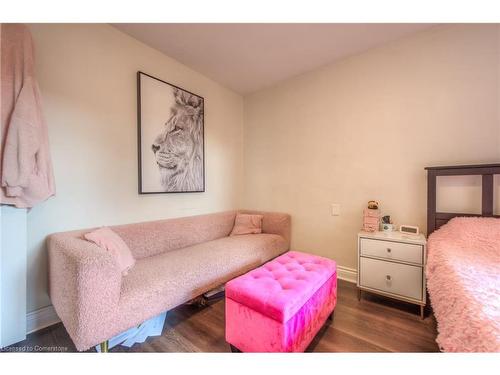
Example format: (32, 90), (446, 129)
(112, 23), (436, 95)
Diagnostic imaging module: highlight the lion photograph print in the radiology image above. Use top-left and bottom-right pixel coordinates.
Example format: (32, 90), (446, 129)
(137, 72), (204, 193)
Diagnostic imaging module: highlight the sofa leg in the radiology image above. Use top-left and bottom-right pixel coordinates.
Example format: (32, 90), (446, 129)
(229, 344), (241, 353)
(99, 340), (109, 353)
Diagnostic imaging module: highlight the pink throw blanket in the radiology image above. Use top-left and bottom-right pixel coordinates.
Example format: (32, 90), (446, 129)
(426, 217), (500, 352)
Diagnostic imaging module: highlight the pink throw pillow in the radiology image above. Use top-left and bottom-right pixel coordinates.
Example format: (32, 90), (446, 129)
(230, 214), (264, 236)
(84, 227), (135, 276)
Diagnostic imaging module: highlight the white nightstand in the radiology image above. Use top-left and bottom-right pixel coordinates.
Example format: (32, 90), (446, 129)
(357, 230), (427, 319)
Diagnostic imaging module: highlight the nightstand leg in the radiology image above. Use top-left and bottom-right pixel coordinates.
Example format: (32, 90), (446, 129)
(420, 305), (424, 320)
(357, 288), (361, 301)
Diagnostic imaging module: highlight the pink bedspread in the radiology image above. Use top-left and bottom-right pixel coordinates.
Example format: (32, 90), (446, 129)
(426, 217), (500, 352)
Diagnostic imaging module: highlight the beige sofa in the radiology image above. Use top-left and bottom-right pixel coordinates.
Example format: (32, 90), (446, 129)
(47, 210), (290, 351)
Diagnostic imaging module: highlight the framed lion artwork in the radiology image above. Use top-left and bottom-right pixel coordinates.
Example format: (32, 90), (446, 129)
(137, 71), (205, 193)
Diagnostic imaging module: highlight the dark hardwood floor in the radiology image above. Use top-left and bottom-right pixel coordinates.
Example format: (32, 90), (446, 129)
(2, 280), (439, 353)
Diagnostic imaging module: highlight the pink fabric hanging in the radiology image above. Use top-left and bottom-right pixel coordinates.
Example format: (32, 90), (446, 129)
(1, 24), (55, 208)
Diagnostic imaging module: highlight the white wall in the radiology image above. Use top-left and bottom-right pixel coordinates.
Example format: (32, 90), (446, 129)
(27, 24), (244, 313)
(243, 24), (500, 271)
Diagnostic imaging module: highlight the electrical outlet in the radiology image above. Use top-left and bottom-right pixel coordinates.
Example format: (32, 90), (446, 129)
(331, 204), (341, 216)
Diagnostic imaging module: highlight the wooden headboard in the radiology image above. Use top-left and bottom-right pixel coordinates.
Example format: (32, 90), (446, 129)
(426, 163), (500, 235)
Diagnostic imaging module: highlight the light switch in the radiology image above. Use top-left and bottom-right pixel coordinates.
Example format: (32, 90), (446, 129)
(331, 204), (341, 216)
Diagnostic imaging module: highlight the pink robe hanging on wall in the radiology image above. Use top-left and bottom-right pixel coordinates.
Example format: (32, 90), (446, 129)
(0, 23), (55, 208)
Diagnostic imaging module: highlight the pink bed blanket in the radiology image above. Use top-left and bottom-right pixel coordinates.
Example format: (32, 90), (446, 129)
(426, 217), (500, 352)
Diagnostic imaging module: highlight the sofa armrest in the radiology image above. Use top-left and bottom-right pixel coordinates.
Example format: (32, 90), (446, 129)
(238, 210), (291, 249)
(47, 232), (122, 349)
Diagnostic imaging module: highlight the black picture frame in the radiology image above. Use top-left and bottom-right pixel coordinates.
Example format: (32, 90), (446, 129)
(137, 71), (205, 194)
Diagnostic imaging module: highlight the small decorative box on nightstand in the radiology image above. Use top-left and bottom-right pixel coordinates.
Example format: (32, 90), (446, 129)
(357, 230), (427, 319)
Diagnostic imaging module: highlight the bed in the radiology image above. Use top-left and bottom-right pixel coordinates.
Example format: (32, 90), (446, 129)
(425, 164), (500, 352)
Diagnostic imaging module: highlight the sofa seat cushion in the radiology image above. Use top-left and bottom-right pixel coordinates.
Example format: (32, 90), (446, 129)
(118, 234), (288, 316)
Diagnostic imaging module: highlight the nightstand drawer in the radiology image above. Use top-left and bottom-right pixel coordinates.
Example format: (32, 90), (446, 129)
(360, 237), (423, 264)
(359, 257), (423, 301)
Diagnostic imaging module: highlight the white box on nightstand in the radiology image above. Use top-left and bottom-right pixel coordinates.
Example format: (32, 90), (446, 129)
(357, 230), (427, 319)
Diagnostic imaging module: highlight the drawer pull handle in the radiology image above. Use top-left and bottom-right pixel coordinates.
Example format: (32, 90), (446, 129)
(386, 248), (391, 253)
(386, 275), (392, 281)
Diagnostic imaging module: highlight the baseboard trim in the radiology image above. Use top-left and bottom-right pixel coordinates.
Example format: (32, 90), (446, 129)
(26, 305), (60, 334)
(337, 265), (357, 284)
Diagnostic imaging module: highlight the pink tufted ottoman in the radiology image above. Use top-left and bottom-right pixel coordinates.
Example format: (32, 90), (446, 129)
(225, 251), (337, 352)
